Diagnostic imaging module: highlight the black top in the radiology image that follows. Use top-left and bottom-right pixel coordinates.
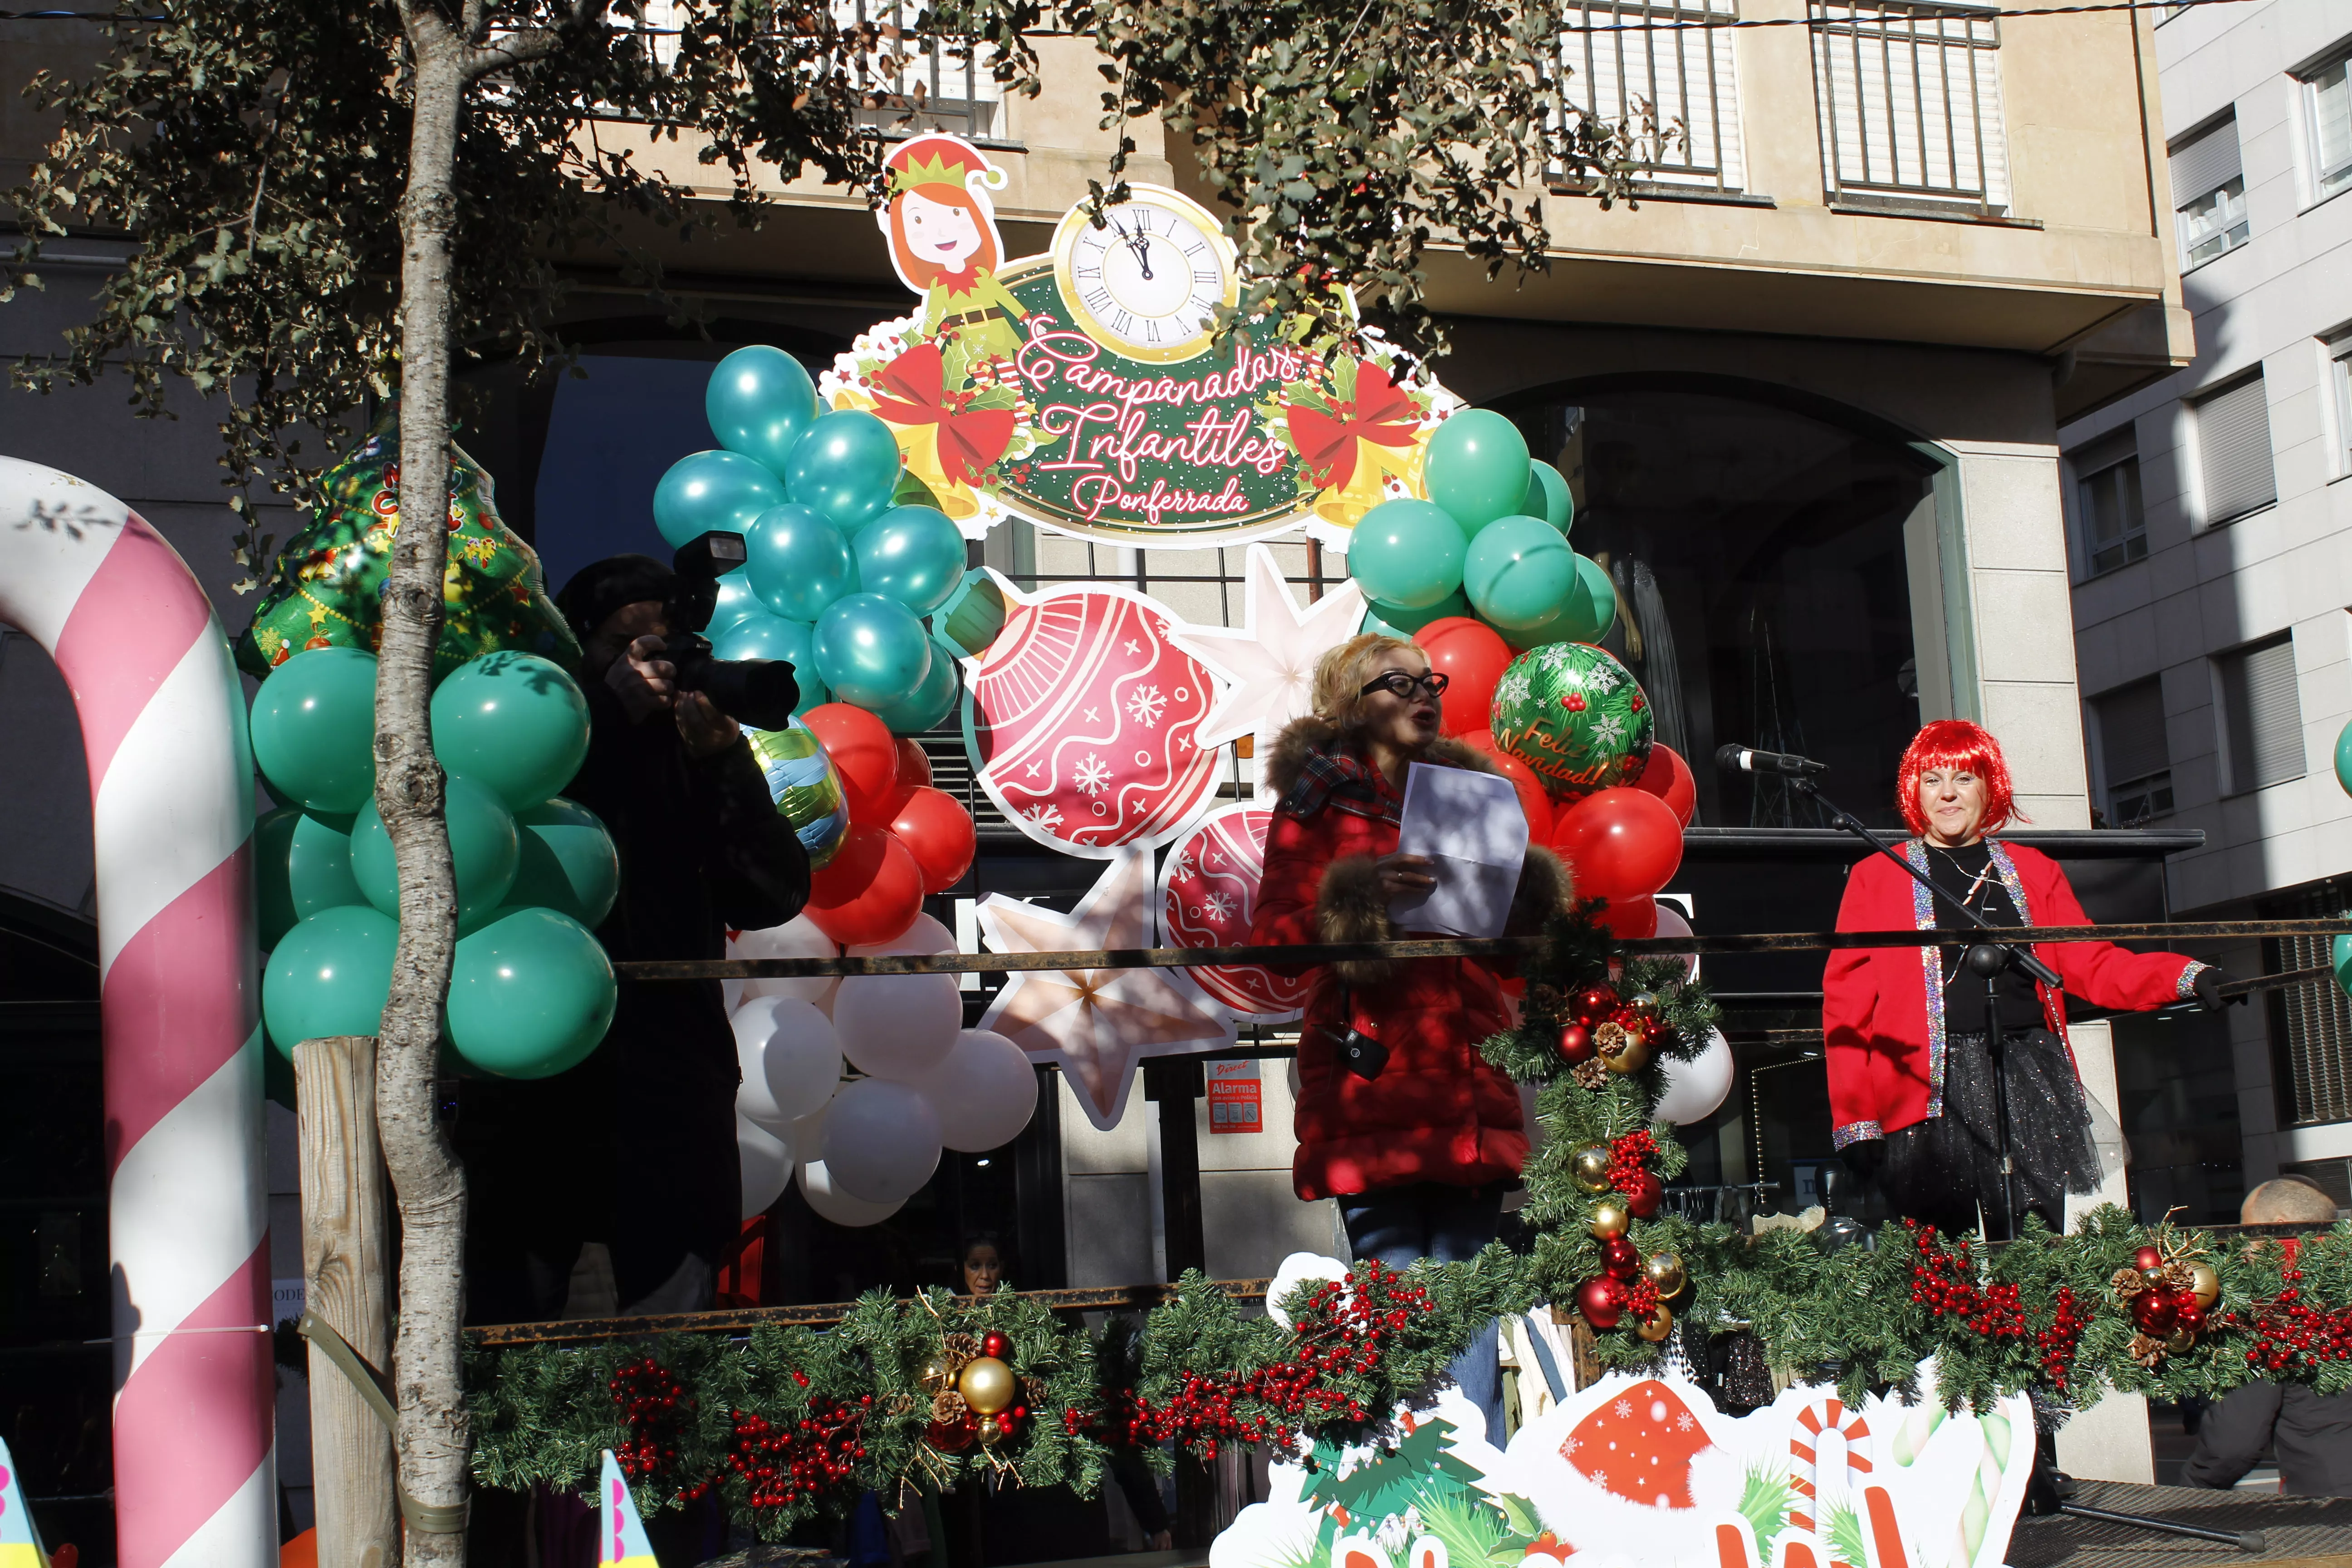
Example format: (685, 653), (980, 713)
(1923, 841), (2045, 1033)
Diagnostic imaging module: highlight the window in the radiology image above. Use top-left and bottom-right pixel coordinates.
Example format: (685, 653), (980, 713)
(2218, 633), (2303, 793)
(1809, 0), (2009, 213)
(2308, 51), (2352, 201)
(2070, 428), (2145, 574)
(1558, 0), (1747, 193)
(2094, 679), (2171, 825)
(2265, 887), (2352, 1127)
(2331, 329), (2352, 474)
(2171, 118), (2249, 267)
(2193, 373), (2276, 524)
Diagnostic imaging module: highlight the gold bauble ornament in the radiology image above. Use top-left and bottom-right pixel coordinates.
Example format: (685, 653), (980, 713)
(1589, 1199), (1631, 1239)
(1598, 1026), (1651, 1075)
(2140, 1266), (2168, 1290)
(1628, 991), (1660, 1018)
(2163, 1326), (2195, 1356)
(919, 1357), (951, 1388)
(1636, 1303), (1675, 1342)
(1571, 1144), (1613, 1192)
(1644, 1251), (1688, 1298)
(957, 1356), (1016, 1415)
(2190, 1262), (2220, 1308)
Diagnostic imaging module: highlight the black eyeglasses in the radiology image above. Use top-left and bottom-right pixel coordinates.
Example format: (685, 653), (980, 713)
(1358, 670), (1450, 701)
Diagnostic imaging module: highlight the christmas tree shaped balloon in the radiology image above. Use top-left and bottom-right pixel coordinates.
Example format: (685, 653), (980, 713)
(599, 1450), (659, 1568)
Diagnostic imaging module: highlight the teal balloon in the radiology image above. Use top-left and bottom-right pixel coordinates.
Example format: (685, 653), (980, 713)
(445, 907), (617, 1080)
(1464, 514), (1578, 631)
(813, 592), (933, 710)
(255, 806), (364, 949)
(855, 506), (965, 615)
(1561, 552), (1619, 642)
(706, 346), (818, 477)
(870, 639), (962, 734)
(1523, 460), (1573, 534)
(745, 503), (858, 622)
(263, 905), (397, 1059)
(351, 774), (520, 932)
(429, 651), (590, 810)
(712, 611), (828, 714)
(508, 797), (620, 930)
(1361, 589), (1473, 638)
(250, 647), (378, 813)
(2334, 716), (2352, 796)
(786, 410), (903, 534)
(1425, 410), (1532, 537)
(1348, 499), (1466, 610)
(711, 568), (765, 641)
(653, 450), (788, 550)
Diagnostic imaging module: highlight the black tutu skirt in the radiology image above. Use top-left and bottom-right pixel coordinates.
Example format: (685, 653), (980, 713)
(1876, 1029), (2102, 1235)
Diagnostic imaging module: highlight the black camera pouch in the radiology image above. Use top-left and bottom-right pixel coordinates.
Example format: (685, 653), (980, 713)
(1324, 988), (1387, 1081)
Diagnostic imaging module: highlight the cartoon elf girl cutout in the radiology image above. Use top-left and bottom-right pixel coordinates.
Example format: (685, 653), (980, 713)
(877, 134), (1027, 367)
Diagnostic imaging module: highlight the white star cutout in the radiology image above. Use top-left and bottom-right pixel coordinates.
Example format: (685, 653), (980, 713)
(1169, 542), (1369, 792)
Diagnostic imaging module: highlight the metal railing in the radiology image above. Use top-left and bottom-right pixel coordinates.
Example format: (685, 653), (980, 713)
(1809, 0), (2008, 214)
(1557, 0), (1745, 193)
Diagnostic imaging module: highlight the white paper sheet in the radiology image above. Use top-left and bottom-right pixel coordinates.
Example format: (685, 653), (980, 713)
(1386, 761), (1529, 938)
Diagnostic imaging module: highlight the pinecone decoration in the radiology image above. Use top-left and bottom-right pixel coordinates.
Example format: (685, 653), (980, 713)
(1572, 1058), (1612, 1091)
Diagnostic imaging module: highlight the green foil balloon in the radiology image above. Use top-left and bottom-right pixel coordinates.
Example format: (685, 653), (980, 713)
(445, 907), (617, 1079)
(1425, 410), (1532, 537)
(263, 905), (398, 1059)
(1523, 460), (1574, 534)
(653, 450), (788, 550)
(813, 592), (933, 710)
(508, 797), (621, 929)
(712, 611), (828, 714)
(855, 505), (965, 615)
(870, 639), (962, 734)
(430, 651), (590, 811)
(351, 774), (520, 931)
(1348, 498), (1466, 610)
(706, 346), (818, 478)
(1490, 642), (1654, 799)
(746, 503), (859, 623)
(747, 719), (850, 870)
(250, 647), (379, 813)
(786, 410), (903, 534)
(255, 806), (364, 949)
(1362, 589), (1473, 638)
(1464, 514), (1578, 631)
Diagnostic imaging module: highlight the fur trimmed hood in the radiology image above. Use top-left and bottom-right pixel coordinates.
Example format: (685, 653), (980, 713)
(1261, 714), (1498, 804)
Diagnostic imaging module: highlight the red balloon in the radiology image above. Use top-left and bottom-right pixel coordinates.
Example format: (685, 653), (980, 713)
(1592, 896), (1659, 940)
(1632, 743), (1697, 828)
(1455, 730), (1554, 843)
(1415, 617), (1514, 737)
(894, 736), (935, 790)
(802, 703), (900, 825)
(890, 786), (976, 894)
(1551, 787), (1684, 901)
(804, 824), (924, 946)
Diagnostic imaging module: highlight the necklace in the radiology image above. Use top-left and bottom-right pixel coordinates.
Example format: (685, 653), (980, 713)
(1929, 842), (2003, 991)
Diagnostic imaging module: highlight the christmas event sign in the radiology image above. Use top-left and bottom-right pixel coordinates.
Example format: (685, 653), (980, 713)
(823, 133), (1460, 548)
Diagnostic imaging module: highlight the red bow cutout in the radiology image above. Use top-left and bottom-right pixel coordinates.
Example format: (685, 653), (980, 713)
(871, 343), (1016, 488)
(1284, 361), (1421, 491)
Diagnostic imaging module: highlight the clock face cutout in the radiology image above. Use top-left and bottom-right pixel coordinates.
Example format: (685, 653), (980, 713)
(1051, 187), (1240, 364)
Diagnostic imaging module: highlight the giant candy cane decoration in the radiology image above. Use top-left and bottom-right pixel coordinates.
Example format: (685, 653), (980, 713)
(0, 459), (273, 1568)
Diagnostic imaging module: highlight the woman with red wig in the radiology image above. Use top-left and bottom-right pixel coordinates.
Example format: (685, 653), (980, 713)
(1823, 720), (2225, 1234)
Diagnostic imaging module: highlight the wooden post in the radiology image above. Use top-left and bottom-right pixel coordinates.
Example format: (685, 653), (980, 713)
(296, 1036), (400, 1568)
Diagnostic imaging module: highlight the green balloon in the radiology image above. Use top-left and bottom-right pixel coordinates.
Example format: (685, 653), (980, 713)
(871, 638), (963, 734)
(250, 647), (379, 813)
(351, 774), (520, 932)
(705, 345), (818, 477)
(2334, 716), (2352, 797)
(712, 611), (828, 714)
(430, 651), (590, 811)
(1562, 553), (1619, 642)
(1523, 460), (1574, 534)
(1348, 499), (1466, 610)
(1491, 642), (1653, 799)
(1425, 410), (1532, 537)
(2335, 932), (2352, 996)
(653, 450), (787, 550)
(1361, 589), (1473, 637)
(711, 568), (765, 642)
(446, 907), (617, 1079)
(1464, 514), (1578, 631)
(856, 505), (966, 616)
(255, 806), (364, 949)
(263, 905), (398, 1059)
(813, 592), (933, 710)
(508, 797), (620, 929)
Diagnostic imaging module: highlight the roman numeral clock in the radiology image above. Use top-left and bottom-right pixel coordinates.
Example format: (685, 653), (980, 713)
(1050, 188), (1240, 365)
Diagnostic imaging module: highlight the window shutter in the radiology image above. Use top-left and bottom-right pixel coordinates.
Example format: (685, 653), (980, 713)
(2069, 426), (2136, 478)
(2224, 635), (2304, 791)
(2096, 680), (2168, 785)
(2197, 375), (2276, 523)
(2169, 117), (2241, 205)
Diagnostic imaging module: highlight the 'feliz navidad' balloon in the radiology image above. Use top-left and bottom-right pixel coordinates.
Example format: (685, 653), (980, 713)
(1490, 642), (1654, 798)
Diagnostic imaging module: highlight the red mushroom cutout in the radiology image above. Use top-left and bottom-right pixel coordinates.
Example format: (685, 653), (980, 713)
(1558, 1379), (1714, 1508)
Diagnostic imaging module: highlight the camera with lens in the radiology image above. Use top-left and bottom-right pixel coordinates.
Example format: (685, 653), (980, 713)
(662, 531), (802, 733)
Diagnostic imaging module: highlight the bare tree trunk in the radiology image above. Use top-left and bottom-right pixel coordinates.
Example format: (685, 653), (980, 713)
(380, 19), (471, 1568)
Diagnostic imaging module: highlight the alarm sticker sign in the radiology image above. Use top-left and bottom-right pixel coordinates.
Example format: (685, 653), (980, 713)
(1206, 1060), (1263, 1135)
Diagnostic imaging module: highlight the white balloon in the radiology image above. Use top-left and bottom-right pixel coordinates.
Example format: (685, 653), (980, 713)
(821, 1077), (943, 1203)
(735, 915), (839, 1003)
(733, 995), (843, 1133)
(1653, 903), (1699, 982)
(798, 1158), (905, 1227)
(738, 1116), (794, 1220)
(833, 971), (962, 1081)
(847, 912), (956, 958)
(1656, 1029), (1735, 1125)
(912, 1029), (1039, 1152)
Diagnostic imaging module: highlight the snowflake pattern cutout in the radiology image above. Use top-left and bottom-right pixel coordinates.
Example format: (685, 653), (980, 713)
(1201, 890), (1236, 923)
(1024, 803), (1064, 830)
(1126, 685), (1167, 728)
(1074, 754), (1113, 796)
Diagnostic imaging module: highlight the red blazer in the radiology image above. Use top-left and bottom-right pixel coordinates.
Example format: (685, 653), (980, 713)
(1822, 838), (2207, 1149)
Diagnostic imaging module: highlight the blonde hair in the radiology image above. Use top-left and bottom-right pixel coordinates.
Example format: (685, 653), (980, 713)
(1311, 632), (1425, 730)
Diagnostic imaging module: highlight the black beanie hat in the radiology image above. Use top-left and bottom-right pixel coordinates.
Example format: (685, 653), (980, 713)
(557, 554), (676, 642)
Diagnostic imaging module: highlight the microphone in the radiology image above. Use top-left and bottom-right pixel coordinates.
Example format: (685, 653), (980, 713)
(1715, 744), (1828, 779)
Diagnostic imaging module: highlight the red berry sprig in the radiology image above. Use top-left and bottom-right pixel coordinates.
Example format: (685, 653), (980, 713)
(2230, 1254), (2352, 1376)
(2036, 1287), (2090, 1392)
(1605, 1129), (1659, 1192)
(608, 1356), (691, 1483)
(1902, 1222), (2026, 1338)
(725, 1394), (873, 1512)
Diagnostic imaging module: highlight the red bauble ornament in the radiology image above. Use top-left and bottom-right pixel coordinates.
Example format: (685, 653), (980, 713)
(980, 1331), (1011, 1360)
(926, 1417), (977, 1452)
(1572, 984), (1619, 1024)
(1577, 1276), (1624, 1330)
(2130, 1290), (2179, 1335)
(1558, 1022), (1595, 1063)
(1623, 1169), (1664, 1219)
(2171, 1296), (2205, 1333)
(1600, 1235), (1640, 1280)
(2132, 1245), (2164, 1273)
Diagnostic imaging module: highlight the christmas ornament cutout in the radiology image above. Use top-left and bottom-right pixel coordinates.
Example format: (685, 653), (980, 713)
(1157, 804), (1310, 1021)
(0, 1436), (49, 1568)
(977, 847), (1233, 1130)
(598, 1450), (659, 1568)
(1170, 542), (1368, 791)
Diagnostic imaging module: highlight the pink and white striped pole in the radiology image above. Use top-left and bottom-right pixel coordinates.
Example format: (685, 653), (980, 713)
(0, 458), (274, 1568)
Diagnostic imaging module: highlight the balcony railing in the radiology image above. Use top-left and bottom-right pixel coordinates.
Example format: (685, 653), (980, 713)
(1556, 0), (1746, 194)
(1809, 0), (2009, 214)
